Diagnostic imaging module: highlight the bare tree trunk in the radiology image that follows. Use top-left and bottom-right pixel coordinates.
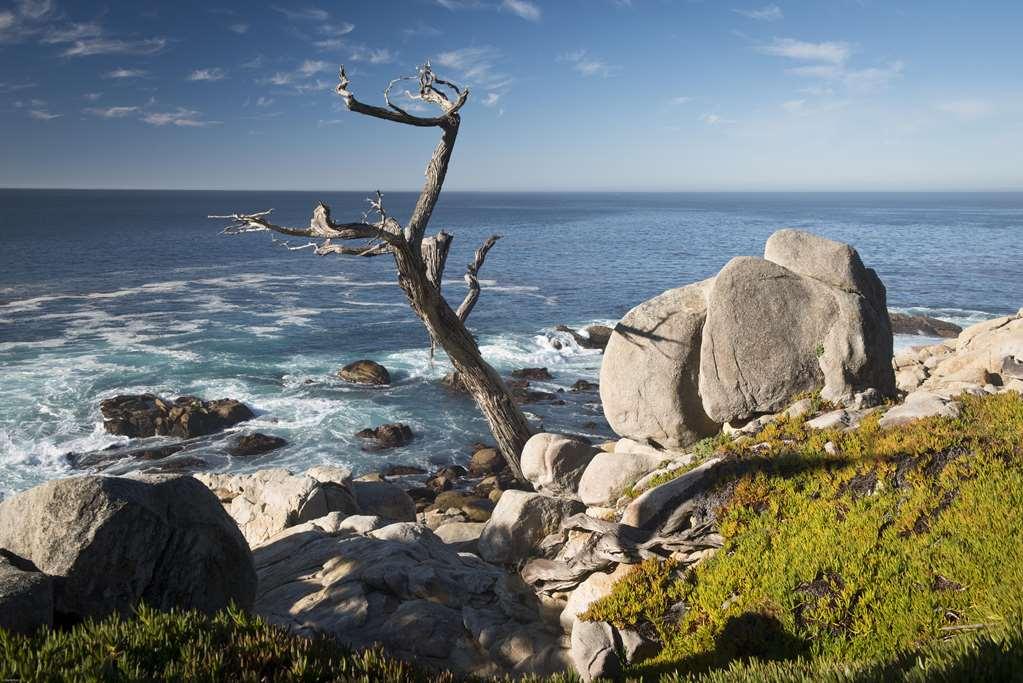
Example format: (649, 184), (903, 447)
(211, 63), (534, 481)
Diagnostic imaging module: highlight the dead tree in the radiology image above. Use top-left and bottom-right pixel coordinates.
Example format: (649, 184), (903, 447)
(210, 63), (533, 481)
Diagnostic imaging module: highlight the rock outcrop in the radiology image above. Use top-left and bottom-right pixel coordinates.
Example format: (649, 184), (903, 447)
(253, 514), (569, 677)
(196, 468), (359, 547)
(99, 394), (254, 439)
(355, 423), (413, 449)
(0, 475), (255, 621)
(893, 309), (1023, 396)
(228, 432), (287, 457)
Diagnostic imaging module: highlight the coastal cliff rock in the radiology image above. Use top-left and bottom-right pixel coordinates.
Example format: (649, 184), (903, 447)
(99, 394), (254, 439)
(478, 491), (584, 564)
(0, 475), (255, 621)
(253, 514), (569, 677)
(600, 279), (720, 449)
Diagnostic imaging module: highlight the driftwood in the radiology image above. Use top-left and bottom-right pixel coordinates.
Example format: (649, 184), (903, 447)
(210, 63), (532, 480)
(521, 513), (723, 595)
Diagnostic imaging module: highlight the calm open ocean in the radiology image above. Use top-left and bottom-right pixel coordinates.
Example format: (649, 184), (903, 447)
(1, 190), (1020, 495)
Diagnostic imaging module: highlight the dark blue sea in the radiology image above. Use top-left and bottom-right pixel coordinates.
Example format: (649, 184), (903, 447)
(1, 190), (1021, 495)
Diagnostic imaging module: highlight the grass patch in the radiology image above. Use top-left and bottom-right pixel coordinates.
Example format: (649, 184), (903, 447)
(0, 605), (451, 683)
(585, 392), (1023, 679)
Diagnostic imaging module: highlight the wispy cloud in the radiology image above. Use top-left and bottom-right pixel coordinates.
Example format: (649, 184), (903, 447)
(272, 6), (329, 22)
(256, 96), (274, 107)
(84, 105), (139, 118)
(434, 46), (513, 104)
(0, 81), (37, 93)
(298, 59), (330, 76)
(61, 36), (167, 57)
(82, 91), (102, 101)
(670, 96), (692, 105)
(481, 92), (501, 107)
(29, 108), (61, 120)
(501, 0), (541, 21)
(781, 98), (848, 116)
(103, 68), (147, 79)
(188, 67), (226, 82)
(935, 98), (992, 120)
(559, 49), (618, 78)
(759, 38), (852, 64)
(228, 23), (248, 35)
(700, 112), (735, 125)
(402, 23), (442, 39)
(734, 4), (783, 21)
(143, 107), (219, 127)
(348, 46), (395, 64)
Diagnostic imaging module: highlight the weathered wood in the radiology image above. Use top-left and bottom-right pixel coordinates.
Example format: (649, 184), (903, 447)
(210, 62), (533, 481)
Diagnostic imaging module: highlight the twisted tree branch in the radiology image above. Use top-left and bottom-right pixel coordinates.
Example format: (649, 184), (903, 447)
(456, 235), (501, 321)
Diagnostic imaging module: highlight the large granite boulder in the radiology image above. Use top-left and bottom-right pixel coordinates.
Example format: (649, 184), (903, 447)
(477, 491), (584, 564)
(99, 394), (254, 439)
(600, 279), (720, 449)
(700, 231), (894, 421)
(520, 433), (599, 499)
(0, 475), (255, 621)
(196, 468), (359, 547)
(253, 514), (568, 677)
(0, 550), (53, 634)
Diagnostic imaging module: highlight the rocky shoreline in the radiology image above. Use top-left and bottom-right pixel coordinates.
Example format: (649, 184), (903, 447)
(2, 230), (1021, 679)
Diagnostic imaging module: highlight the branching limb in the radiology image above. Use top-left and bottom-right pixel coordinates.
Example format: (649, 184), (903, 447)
(337, 64), (468, 128)
(456, 235), (501, 321)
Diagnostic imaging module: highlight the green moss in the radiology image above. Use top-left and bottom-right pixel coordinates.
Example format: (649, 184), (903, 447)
(0, 605), (452, 682)
(586, 392), (1023, 679)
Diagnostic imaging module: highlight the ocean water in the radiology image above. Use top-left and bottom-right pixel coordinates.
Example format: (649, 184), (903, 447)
(1, 190), (1021, 496)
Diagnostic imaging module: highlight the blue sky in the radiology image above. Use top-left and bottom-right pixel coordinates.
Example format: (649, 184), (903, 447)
(1, 0), (1020, 191)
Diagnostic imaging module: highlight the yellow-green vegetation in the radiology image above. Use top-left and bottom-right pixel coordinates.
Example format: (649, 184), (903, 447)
(585, 392), (1023, 679)
(0, 605), (450, 683)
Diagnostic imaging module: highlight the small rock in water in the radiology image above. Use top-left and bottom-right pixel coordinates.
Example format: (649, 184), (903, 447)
(556, 324), (613, 351)
(338, 359), (391, 385)
(356, 423), (414, 449)
(228, 433), (287, 457)
(571, 379), (599, 392)
(889, 312), (962, 339)
(511, 367), (553, 381)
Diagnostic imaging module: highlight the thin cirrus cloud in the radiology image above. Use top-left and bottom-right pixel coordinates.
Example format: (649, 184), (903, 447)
(228, 23), (248, 35)
(559, 49), (617, 78)
(188, 68), (226, 82)
(759, 38), (852, 64)
(29, 108), (61, 120)
(39, 22), (167, 58)
(84, 105), (139, 118)
(501, 0), (541, 21)
(143, 108), (219, 127)
(348, 46), (395, 64)
(734, 4), (783, 21)
(271, 6), (329, 22)
(103, 68), (147, 79)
